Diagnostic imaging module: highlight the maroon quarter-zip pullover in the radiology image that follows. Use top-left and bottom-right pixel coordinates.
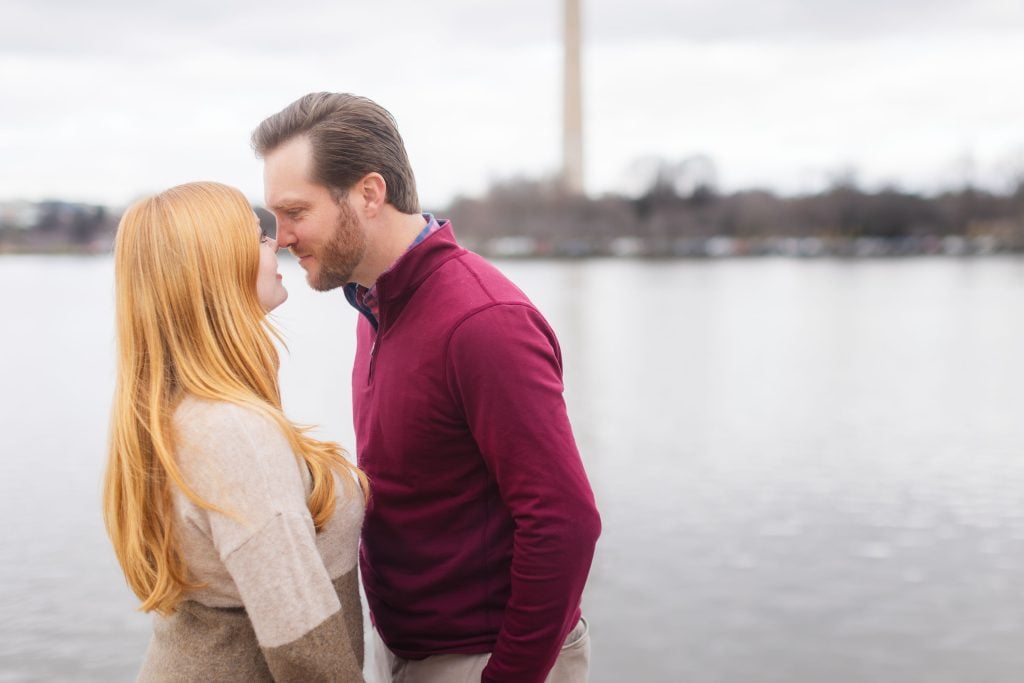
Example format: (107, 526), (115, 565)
(350, 223), (601, 682)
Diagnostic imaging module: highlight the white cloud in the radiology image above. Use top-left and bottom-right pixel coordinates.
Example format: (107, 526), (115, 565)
(586, 28), (1024, 195)
(0, 0), (1022, 206)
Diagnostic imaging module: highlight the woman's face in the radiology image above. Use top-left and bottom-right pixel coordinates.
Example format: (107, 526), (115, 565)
(255, 217), (288, 312)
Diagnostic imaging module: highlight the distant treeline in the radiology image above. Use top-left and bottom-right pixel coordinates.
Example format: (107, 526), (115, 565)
(445, 175), (1024, 257)
(3, 173), (1024, 258)
(0, 201), (116, 254)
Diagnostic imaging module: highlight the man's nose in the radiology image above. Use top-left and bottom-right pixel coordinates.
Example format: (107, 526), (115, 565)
(274, 222), (296, 249)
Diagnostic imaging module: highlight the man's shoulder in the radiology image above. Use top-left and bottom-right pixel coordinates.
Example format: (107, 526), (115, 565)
(432, 249), (533, 308)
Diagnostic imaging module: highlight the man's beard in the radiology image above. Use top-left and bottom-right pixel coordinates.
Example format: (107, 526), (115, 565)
(310, 199), (367, 292)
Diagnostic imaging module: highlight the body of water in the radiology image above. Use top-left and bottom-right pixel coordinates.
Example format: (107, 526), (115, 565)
(2, 255), (1024, 682)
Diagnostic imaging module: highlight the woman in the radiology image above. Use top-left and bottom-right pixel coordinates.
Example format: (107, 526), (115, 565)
(103, 182), (368, 681)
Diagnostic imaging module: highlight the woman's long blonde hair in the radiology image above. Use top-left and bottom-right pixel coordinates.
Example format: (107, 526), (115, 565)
(103, 181), (368, 615)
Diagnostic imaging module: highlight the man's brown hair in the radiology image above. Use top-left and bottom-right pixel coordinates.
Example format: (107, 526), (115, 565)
(252, 92), (420, 214)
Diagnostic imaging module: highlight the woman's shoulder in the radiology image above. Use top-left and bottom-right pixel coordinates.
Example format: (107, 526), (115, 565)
(173, 395), (291, 451)
(174, 394), (275, 433)
(172, 396), (294, 477)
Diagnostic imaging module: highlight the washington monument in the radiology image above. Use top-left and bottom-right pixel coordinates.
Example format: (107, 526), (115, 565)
(563, 0), (584, 194)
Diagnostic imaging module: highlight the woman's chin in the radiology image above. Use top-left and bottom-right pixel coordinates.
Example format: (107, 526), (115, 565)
(261, 288), (288, 313)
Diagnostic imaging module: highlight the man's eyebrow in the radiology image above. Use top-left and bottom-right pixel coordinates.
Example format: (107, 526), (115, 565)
(270, 200), (310, 212)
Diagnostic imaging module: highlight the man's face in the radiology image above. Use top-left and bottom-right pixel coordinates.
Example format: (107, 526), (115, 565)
(263, 135), (367, 291)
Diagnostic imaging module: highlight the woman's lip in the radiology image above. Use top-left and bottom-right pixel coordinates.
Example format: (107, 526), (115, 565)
(276, 273), (283, 280)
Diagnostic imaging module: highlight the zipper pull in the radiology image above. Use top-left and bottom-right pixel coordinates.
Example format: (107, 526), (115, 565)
(368, 339), (377, 384)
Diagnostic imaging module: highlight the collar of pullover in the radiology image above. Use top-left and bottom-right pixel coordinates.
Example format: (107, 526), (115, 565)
(345, 221), (463, 330)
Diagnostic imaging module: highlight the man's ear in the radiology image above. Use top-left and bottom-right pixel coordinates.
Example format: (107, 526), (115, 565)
(355, 172), (387, 218)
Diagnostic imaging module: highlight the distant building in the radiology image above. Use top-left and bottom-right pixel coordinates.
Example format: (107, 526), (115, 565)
(0, 201), (41, 230)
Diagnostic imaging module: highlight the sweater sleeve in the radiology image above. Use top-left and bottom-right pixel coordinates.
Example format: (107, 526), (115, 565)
(174, 400), (364, 682)
(445, 304), (602, 683)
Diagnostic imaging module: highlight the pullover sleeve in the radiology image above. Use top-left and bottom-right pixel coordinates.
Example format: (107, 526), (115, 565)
(445, 304), (602, 683)
(174, 401), (364, 682)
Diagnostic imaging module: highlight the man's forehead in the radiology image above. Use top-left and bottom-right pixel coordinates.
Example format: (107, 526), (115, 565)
(263, 136), (315, 206)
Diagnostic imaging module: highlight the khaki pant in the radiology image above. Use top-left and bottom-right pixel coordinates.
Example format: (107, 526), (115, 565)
(370, 618), (590, 683)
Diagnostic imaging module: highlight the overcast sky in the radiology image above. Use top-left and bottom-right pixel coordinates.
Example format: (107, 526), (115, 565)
(2, 0), (1023, 208)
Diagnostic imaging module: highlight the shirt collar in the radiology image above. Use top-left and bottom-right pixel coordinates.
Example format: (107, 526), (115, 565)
(344, 213), (443, 323)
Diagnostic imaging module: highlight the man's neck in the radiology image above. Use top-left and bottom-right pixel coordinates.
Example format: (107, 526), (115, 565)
(354, 211), (428, 288)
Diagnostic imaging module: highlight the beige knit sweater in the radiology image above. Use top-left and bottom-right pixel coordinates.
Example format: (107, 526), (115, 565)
(136, 396), (366, 682)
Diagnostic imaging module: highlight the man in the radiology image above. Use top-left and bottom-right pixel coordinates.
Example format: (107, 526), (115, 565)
(253, 92), (601, 683)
